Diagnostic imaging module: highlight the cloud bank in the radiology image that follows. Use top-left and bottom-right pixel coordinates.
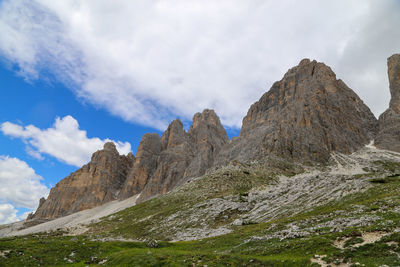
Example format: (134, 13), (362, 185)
(0, 204), (19, 224)
(1, 116), (132, 167)
(0, 156), (49, 223)
(0, 1), (399, 129)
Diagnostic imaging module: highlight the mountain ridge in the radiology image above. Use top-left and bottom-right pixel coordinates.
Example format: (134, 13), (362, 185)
(28, 55), (399, 222)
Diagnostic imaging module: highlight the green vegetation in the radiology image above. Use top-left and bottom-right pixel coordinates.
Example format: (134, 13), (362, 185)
(2, 161), (400, 266)
(87, 164), (281, 240)
(373, 160), (400, 173)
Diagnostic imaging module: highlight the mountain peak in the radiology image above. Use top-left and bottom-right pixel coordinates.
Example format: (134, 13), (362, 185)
(190, 109), (220, 130)
(161, 119), (187, 150)
(225, 59), (378, 163)
(189, 109), (227, 142)
(103, 142), (118, 152)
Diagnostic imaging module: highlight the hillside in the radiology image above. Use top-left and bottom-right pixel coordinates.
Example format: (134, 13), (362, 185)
(1, 144), (400, 266)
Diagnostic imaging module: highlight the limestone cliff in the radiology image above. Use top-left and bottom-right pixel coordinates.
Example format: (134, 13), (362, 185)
(32, 58), (386, 221)
(120, 109), (228, 203)
(31, 110), (228, 220)
(217, 59), (377, 164)
(376, 54), (400, 152)
(32, 143), (134, 219)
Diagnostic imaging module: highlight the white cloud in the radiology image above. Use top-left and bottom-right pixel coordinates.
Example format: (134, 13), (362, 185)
(0, 1), (399, 128)
(0, 204), (19, 224)
(0, 156), (49, 211)
(1, 116), (132, 167)
(0, 204), (33, 225)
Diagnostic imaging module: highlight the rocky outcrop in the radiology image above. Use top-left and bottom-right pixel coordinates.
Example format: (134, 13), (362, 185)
(32, 57), (386, 221)
(388, 54), (400, 113)
(32, 143), (134, 219)
(376, 54), (400, 152)
(31, 110), (228, 220)
(217, 59), (377, 164)
(185, 110), (229, 177)
(120, 109), (228, 203)
(134, 119), (195, 202)
(118, 133), (162, 200)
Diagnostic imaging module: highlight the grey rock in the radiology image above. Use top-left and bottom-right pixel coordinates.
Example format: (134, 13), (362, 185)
(217, 59), (377, 164)
(136, 119), (195, 202)
(388, 54), (400, 113)
(118, 133), (162, 200)
(376, 54), (400, 152)
(376, 109), (400, 152)
(185, 109), (228, 178)
(232, 219), (243, 226)
(32, 142), (134, 219)
(120, 109), (228, 203)
(145, 238), (159, 248)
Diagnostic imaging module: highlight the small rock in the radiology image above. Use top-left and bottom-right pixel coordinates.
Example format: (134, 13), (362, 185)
(232, 219), (243, 226)
(145, 239), (159, 248)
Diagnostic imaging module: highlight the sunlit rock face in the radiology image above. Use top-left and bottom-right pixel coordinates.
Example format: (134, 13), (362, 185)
(32, 142), (134, 219)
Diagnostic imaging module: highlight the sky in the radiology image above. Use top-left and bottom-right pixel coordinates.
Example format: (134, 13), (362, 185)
(0, 0), (399, 224)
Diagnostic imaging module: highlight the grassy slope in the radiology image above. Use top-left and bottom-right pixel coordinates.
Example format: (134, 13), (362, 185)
(1, 162), (400, 266)
(87, 163), (284, 241)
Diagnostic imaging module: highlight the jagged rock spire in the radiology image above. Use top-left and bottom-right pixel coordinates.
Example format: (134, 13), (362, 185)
(376, 54), (400, 152)
(120, 109), (228, 203)
(388, 54), (400, 113)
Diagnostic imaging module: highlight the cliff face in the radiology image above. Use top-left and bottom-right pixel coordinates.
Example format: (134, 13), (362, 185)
(217, 59), (377, 164)
(32, 110), (228, 219)
(376, 54), (400, 152)
(33, 56), (397, 221)
(32, 143), (134, 220)
(120, 109), (228, 203)
(388, 54), (400, 113)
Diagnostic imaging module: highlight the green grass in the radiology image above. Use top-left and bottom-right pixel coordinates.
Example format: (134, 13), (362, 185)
(2, 177), (400, 266)
(369, 174), (400, 184)
(87, 164), (282, 240)
(373, 160), (400, 173)
(2, 161), (400, 266)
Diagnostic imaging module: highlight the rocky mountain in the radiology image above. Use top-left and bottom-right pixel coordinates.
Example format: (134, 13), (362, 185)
(32, 143), (134, 220)
(31, 110), (228, 219)
(30, 56), (398, 222)
(376, 54), (400, 152)
(217, 59), (377, 164)
(119, 109), (228, 203)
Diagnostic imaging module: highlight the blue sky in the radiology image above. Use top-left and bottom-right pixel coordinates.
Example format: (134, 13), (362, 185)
(0, 0), (399, 224)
